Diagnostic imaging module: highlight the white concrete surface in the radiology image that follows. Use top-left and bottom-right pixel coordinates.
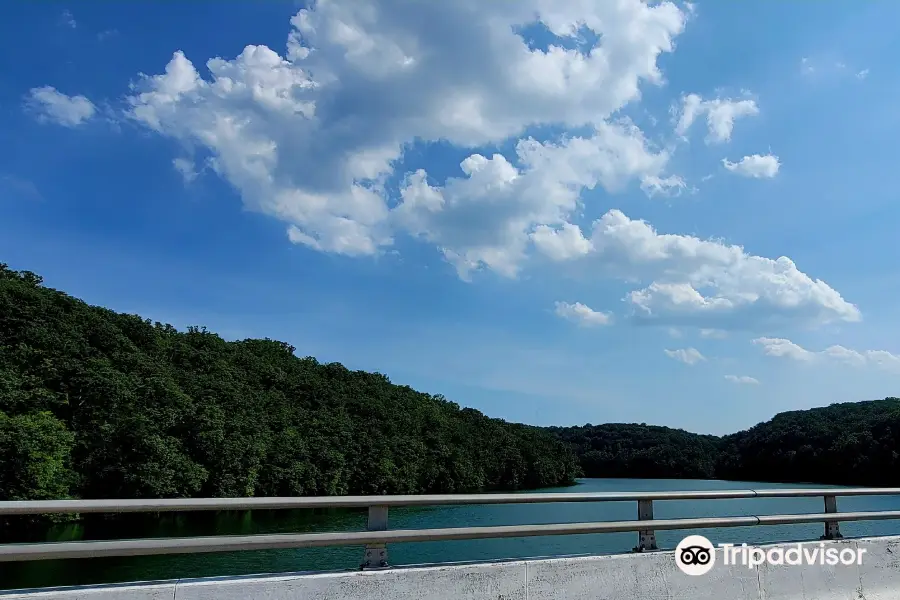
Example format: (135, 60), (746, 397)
(3, 536), (900, 599)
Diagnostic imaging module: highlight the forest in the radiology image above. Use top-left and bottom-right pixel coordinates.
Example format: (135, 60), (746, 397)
(2, 262), (900, 503)
(0, 264), (578, 501)
(551, 398), (900, 487)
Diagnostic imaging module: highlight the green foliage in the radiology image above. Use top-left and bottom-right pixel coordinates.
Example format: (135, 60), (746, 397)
(547, 400), (900, 486)
(547, 423), (720, 479)
(0, 411), (75, 501)
(717, 398), (900, 485)
(0, 263), (578, 501)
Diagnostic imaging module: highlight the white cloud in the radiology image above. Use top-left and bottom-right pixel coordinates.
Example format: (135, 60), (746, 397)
(26, 87), (96, 127)
(753, 338), (900, 372)
(397, 122), (673, 277)
(752, 337), (814, 361)
(535, 211), (859, 328)
(722, 154), (780, 178)
(725, 374), (759, 385)
(675, 93), (759, 143)
(122, 1), (686, 263)
(554, 301), (612, 327)
(856, 69), (870, 80)
(173, 158), (199, 184)
(664, 347), (705, 365)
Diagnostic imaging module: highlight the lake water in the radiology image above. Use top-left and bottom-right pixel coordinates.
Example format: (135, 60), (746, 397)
(4, 478), (900, 590)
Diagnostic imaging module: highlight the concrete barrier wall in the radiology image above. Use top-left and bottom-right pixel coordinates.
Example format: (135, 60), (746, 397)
(5, 535), (900, 600)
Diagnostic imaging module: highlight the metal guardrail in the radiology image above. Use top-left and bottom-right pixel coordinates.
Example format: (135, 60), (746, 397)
(2, 488), (900, 569)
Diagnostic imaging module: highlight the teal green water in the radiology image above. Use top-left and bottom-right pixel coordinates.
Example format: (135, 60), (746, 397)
(4, 478), (900, 591)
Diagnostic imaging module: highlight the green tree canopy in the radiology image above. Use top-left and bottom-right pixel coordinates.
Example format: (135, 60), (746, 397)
(0, 263), (578, 501)
(546, 400), (900, 486)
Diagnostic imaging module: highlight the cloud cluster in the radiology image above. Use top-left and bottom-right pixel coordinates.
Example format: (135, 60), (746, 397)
(115, 0), (853, 330)
(28, 0), (858, 338)
(26, 87), (95, 127)
(753, 338), (900, 372)
(123, 0), (687, 263)
(535, 210), (859, 328)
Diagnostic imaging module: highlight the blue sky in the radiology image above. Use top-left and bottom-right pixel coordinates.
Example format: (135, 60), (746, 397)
(2, 1), (899, 435)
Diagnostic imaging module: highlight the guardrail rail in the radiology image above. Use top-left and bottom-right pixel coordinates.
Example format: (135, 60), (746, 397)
(2, 488), (900, 569)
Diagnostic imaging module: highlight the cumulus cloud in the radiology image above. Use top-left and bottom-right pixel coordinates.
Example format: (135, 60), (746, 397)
(554, 301), (612, 327)
(26, 87), (96, 127)
(753, 338), (900, 372)
(664, 347), (705, 365)
(122, 1), (686, 263)
(722, 154), (780, 178)
(397, 122), (673, 277)
(40, 0), (860, 332)
(534, 211), (860, 328)
(675, 93), (759, 143)
(725, 374), (759, 384)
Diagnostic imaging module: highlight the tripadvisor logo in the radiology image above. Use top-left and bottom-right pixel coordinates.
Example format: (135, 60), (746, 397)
(675, 535), (716, 576)
(674, 535), (867, 575)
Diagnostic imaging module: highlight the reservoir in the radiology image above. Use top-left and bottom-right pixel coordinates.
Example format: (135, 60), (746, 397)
(5, 478), (900, 591)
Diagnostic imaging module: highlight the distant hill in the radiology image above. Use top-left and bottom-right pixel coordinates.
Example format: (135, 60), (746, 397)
(717, 398), (900, 485)
(545, 423), (720, 479)
(0, 263), (578, 501)
(547, 399), (900, 486)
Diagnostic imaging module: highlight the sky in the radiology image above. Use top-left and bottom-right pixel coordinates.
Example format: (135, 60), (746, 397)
(1, 1), (899, 436)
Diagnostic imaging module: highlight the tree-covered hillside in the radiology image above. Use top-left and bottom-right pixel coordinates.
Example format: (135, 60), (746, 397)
(4, 262), (899, 501)
(546, 423), (720, 479)
(0, 264), (578, 501)
(548, 399), (900, 486)
(717, 398), (900, 485)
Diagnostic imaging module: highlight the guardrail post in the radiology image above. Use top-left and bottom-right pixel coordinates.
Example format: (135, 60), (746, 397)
(822, 495), (842, 540)
(633, 499), (657, 552)
(361, 505), (389, 569)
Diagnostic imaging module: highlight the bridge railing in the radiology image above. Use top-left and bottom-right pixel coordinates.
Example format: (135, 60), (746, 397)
(3, 488), (900, 569)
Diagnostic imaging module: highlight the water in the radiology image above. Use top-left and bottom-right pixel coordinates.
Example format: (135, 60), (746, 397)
(4, 478), (900, 591)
